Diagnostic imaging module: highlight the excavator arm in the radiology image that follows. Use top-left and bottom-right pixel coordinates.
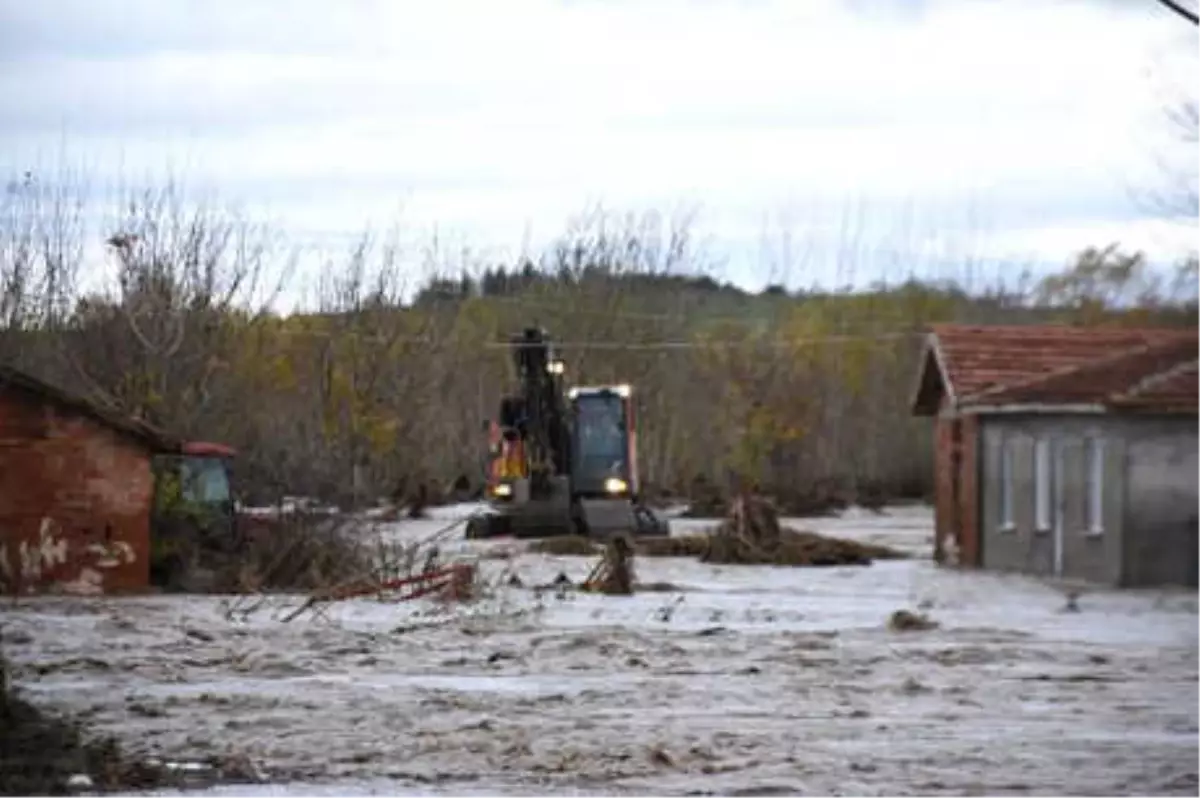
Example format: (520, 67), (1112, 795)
(509, 327), (570, 484)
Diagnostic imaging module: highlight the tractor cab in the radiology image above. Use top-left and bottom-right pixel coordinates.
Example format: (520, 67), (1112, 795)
(153, 441), (237, 517)
(150, 441), (239, 586)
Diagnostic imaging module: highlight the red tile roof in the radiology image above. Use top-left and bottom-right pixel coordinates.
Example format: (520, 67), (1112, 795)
(913, 324), (1198, 415)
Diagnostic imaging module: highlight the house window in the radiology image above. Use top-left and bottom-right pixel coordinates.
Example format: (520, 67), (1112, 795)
(1086, 436), (1105, 535)
(999, 435), (1015, 530)
(1034, 437), (1051, 532)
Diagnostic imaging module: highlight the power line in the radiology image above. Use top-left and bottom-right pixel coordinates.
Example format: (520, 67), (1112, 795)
(231, 325), (925, 350)
(479, 293), (786, 326)
(484, 294), (696, 323)
(469, 289), (952, 329)
(1155, 0), (1199, 25)
(236, 301), (817, 345)
(96, 287), (925, 347)
(485, 332), (925, 350)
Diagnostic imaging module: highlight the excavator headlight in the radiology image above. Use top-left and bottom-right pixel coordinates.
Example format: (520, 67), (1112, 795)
(547, 359), (565, 375)
(603, 477), (628, 495)
(492, 483), (513, 498)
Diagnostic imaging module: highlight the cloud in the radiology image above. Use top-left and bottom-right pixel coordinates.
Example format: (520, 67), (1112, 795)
(2, 0), (1196, 297)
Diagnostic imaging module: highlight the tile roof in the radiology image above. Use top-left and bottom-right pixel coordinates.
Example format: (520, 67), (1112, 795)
(913, 324), (1198, 415)
(0, 364), (180, 452)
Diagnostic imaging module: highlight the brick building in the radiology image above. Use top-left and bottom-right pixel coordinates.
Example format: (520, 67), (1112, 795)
(0, 366), (179, 595)
(911, 324), (1198, 588)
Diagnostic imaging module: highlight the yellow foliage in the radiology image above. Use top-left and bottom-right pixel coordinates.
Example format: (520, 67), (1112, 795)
(270, 355), (297, 390)
(364, 416), (397, 455)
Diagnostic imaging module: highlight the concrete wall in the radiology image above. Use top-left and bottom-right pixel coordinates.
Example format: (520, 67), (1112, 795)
(1123, 417), (1199, 588)
(979, 413), (1198, 587)
(0, 390), (155, 595)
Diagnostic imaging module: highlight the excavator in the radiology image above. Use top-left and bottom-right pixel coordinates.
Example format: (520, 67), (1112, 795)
(465, 326), (669, 540)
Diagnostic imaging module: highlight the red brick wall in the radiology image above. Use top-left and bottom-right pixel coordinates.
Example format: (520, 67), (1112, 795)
(958, 414), (980, 567)
(0, 392), (154, 595)
(932, 407), (981, 568)
(933, 416), (955, 563)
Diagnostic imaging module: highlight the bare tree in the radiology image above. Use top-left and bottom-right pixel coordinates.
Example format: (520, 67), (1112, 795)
(0, 169), (86, 367)
(310, 225), (419, 508)
(1157, 97), (1200, 219)
(65, 180), (294, 433)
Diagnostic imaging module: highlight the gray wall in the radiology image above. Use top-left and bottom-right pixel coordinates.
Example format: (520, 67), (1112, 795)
(1123, 417), (1199, 588)
(978, 413), (1197, 587)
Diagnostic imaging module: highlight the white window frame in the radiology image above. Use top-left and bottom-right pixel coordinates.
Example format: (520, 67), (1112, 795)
(999, 435), (1015, 531)
(1034, 437), (1052, 533)
(1086, 436), (1106, 536)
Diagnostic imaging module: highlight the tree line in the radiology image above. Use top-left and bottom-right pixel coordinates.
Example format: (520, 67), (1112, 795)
(2, 178), (1196, 510)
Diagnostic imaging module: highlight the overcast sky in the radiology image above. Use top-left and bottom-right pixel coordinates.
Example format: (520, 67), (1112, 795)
(1, 0), (1197, 295)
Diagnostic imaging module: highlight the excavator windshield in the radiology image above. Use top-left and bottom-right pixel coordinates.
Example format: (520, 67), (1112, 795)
(571, 390), (630, 492)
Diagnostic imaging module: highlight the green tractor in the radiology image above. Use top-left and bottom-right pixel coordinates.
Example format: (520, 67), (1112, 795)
(149, 441), (238, 589)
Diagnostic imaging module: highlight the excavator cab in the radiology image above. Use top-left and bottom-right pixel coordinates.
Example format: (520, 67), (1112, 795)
(564, 382), (665, 539)
(568, 384), (636, 498)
